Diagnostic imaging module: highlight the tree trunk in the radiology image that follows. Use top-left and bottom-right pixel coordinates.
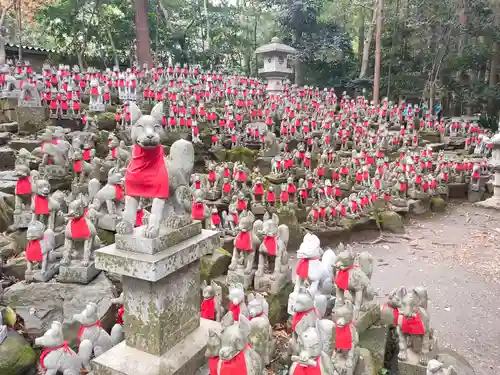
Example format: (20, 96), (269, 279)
(293, 28), (303, 85)
(106, 29), (120, 68)
(357, 11), (365, 61)
(373, 0), (383, 105)
(489, 4), (500, 113)
(359, 0), (378, 79)
(0, 36), (6, 65)
(135, 0), (152, 67)
(204, 0), (211, 50)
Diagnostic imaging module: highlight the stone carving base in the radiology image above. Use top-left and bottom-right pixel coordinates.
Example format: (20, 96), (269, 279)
(115, 221), (202, 255)
(13, 211), (31, 229)
(205, 190), (221, 201)
(254, 267), (291, 295)
(227, 267), (255, 289)
(39, 165), (69, 179)
(25, 264), (59, 282)
(333, 347), (360, 375)
(57, 261), (100, 284)
(251, 204), (267, 215)
(398, 337), (439, 375)
(92, 319), (221, 375)
(354, 301), (381, 335)
(98, 214), (122, 231)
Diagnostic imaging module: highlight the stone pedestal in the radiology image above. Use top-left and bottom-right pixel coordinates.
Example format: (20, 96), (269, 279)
(227, 267), (255, 289)
(58, 260), (100, 284)
(98, 214), (121, 231)
(93, 223), (219, 375)
(475, 170), (500, 209)
(25, 264), (59, 282)
(254, 268), (291, 295)
(12, 211), (31, 229)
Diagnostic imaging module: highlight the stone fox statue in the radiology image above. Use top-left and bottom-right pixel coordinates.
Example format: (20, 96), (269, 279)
(116, 102), (195, 238)
(228, 210), (262, 275)
(255, 212), (289, 278)
(333, 243), (374, 319)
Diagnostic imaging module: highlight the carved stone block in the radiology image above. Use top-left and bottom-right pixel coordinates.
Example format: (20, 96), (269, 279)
(58, 261), (100, 284)
(39, 165), (69, 179)
(13, 211), (31, 229)
(25, 263), (59, 283)
(205, 190), (221, 201)
(254, 267), (291, 295)
(98, 214), (122, 232)
(114, 221), (202, 255)
(227, 268), (255, 289)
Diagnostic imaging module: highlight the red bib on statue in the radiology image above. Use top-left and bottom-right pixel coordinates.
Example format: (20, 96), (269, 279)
(292, 357), (321, 375)
(208, 357), (218, 375)
(34, 195), (49, 215)
(229, 302), (241, 321)
(125, 145), (169, 198)
(335, 268), (351, 290)
(70, 217), (91, 239)
(296, 258), (318, 279)
(201, 297), (216, 320)
(235, 231), (252, 251)
(219, 345), (250, 375)
(335, 324), (353, 350)
(401, 312), (425, 335)
(26, 239), (43, 262)
(263, 236), (277, 256)
(16, 176), (31, 195)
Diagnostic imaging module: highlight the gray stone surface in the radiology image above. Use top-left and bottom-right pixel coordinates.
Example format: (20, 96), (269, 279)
(115, 221), (202, 255)
(0, 147), (15, 171)
(0, 331), (37, 375)
(408, 199), (429, 215)
(0, 122), (18, 133)
(0, 132), (11, 146)
(92, 319), (221, 375)
(8, 139), (40, 152)
(58, 260), (101, 284)
(96, 229), (219, 282)
(354, 348), (376, 375)
(355, 301), (381, 335)
(16, 106), (47, 134)
(380, 210), (405, 233)
(4, 273), (116, 345)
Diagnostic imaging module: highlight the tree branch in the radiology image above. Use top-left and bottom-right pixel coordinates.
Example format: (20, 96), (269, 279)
(0, 0), (15, 29)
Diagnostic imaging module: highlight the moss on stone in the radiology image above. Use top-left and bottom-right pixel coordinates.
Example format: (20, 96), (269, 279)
(358, 327), (386, 375)
(0, 332), (37, 375)
(430, 197), (446, 212)
(379, 211), (405, 233)
(95, 112), (116, 122)
(200, 248), (231, 283)
(226, 147), (258, 167)
(267, 282), (294, 325)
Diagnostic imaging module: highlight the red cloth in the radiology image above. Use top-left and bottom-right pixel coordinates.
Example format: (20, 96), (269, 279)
(288, 184), (296, 193)
(34, 195), (49, 215)
(401, 312), (425, 335)
(201, 297), (216, 320)
(192, 202), (205, 220)
(83, 149), (91, 161)
(212, 213), (221, 225)
(263, 236), (277, 256)
(114, 185), (124, 201)
(249, 312), (264, 321)
(125, 145), (169, 198)
(335, 267), (352, 290)
(136, 209), (145, 226)
(296, 258), (318, 279)
(292, 309), (313, 331)
(335, 324), (353, 350)
(280, 191), (289, 202)
(208, 356), (219, 375)
(208, 171), (216, 181)
(73, 160), (82, 173)
(70, 217), (91, 239)
(229, 301), (241, 321)
(235, 231), (252, 251)
(16, 176), (31, 195)
(292, 357), (321, 375)
(78, 320), (101, 344)
(26, 239), (43, 262)
(237, 199), (247, 211)
(111, 148), (117, 159)
(219, 345), (250, 375)
(117, 306), (124, 325)
(267, 191), (276, 202)
(40, 341), (72, 370)
(223, 183), (231, 193)
(254, 184), (264, 195)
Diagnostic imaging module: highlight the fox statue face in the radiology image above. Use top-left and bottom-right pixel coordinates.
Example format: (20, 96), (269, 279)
(228, 283), (245, 306)
(247, 293), (266, 318)
(131, 115), (164, 149)
(238, 211), (254, 233)
(73, 302), (99, 325)
(261, 213), (278, 237)
(297, 233), (322, 259)
(27, 220), (45, 241)
(335, 244), (354, 271)
(67, 197), (86, 219)
(294, 287), (315, 313)
(333, 300), (354, 327)
(36, 179), (51, 197)
(201, 280), (220, 299)
(14, 163), (30, 178)
(107, 168), (124, 185)
(218, 316), (251, 361)
(400, 289), (422, 318)
(297, 326), (322, 361)
(205, 329), (221, 358)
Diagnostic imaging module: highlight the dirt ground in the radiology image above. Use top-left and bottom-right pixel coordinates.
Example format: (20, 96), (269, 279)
(344, 201), (500, 375)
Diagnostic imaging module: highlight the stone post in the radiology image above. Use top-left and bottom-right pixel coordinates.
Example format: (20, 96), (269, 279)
(92, 222), (220, 375)
(476, 133), (500, 209)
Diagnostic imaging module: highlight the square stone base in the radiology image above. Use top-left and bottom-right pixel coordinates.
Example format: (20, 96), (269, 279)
(254, 267), (291, 295)
(398, 336), (439, 375)
(227, 268), (255, 289)
(13, 211), (31, 229)
(474, 196), (500, 210)
(115, 221), (202, 255)
(98, 214), (121, 231)
(57, 261), (100, 284)
(92, 319), (221, 375)
(25, 264), (59, 282)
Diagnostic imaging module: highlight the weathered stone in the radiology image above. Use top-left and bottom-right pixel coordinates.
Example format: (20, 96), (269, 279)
(0, 331), (36, 375)
(358, 326), (385, 374)
(356, 301), (381, 335)
(0, 191), (14, 232)
(58, 260), (101, 284)
(408, 199), (429, 215)
(467, 189), (485, 203)
(267, 282), (294, 325)
(379, 211), (405, 233)
(436, 348), (476, 375)
(0, 147), (15, 171)
(91, 318), (222, 375)
(430, 197), (446, 212)
(4, 273), (116, 345)
(277, 208), (302, 249)
(16, 107), (47, 134)
(200, 247), (231, 282)
(0, 132), (11, 146)
(8, 139), (40, 152)
(447, 183), (468, 198)
(354, 348), (377, 375)
(0, 122), (18, 133)
(115, 221), (202, 255)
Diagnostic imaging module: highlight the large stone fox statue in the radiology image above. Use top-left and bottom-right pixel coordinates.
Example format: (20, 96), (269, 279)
(116, 102), (194, 238)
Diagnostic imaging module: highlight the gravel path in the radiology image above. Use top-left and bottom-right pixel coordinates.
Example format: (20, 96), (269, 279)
(290, 201), (500, 375)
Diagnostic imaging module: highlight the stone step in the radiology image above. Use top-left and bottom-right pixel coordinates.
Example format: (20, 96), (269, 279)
(8, 139), (40, 152)
(0, 122), (18, 133)
(0, 132), (11, 146)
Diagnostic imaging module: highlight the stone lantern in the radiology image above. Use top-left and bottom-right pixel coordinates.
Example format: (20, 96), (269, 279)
(255, 37), (297, 96)
(476, 132), (500, 209)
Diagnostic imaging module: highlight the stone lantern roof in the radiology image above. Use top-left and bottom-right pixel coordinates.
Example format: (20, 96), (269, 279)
(255, 37), (297, 55)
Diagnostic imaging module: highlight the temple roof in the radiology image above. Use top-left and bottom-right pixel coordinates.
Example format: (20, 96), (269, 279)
(255, 37), (297, 55)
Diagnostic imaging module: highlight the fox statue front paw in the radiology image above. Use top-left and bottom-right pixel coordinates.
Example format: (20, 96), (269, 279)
(116, 220), (134, 235)
(144, 224), (159, 238)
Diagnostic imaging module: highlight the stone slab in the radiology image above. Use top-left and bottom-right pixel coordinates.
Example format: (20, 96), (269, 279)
(115, 221), (202, 255)
(0, 147), (15, 171)
(355, 301), (381, 335)
(254, 268), (292, 295)
(95, 229), (219, 282)
(13, 211), (31, 229)
(25, 264), (59, 282)
(98, 214), (121, 232)
(58, 261), (100, 284)
(227, 268), (255, 289)
(91, 319), (221, 375)
(474, 197), (500, 210)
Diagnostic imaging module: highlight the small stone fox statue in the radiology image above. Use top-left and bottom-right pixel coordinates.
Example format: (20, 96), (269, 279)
(290, 324), (335, 375)
(247, 293), (273, 366)
(35, 321), (92, 375)
(73, 302), (122, 358)
(228, 210), (262, 275)
(216, 315), (263, 375)
(333, 243), (374, 319)
(225, 283), (249, 323)
(25, 220), (55, 280)
(200, 280), (224, 322)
